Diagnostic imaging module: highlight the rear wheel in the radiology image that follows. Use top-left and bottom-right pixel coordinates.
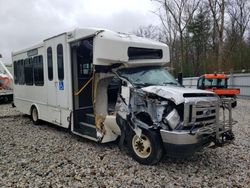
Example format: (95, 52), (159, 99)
(31, 106), (41, 125)
(128, 128), (163, 165)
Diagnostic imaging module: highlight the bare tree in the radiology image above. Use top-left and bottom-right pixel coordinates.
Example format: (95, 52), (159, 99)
(158, 11), (178, 72)
(134, 25), (163, 41)
(225, 0), (250, 69)
(227, 0), (250, 39)
(208, 0), (226, 72)
(153, 0), (200, 72)
(134, 22), (177, 72)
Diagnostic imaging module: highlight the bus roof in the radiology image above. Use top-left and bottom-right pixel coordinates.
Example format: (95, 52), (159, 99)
(12, 28), (170, 67)
(69, 28), (170, 66)
(12, 43), (44, 56)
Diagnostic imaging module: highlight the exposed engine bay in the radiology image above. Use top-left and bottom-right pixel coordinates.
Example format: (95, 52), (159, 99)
(120, 87), (183, 131)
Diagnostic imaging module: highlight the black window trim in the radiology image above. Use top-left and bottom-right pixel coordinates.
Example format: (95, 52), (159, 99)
(47, 47), (53, 81)
(127, 47), (163, 60)
(33, 55), (44, 86)
(14, 55), (44, 86)
(57, 44), (64, 81)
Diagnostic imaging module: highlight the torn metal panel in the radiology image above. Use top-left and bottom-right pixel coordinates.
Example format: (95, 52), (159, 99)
(129, 88), (169, 127)
(116, 84), (131, 119)
(103, 115), (121, 135)
(92, 71), (122, 143)
(116, 95), (130, 119)
(101, 115), (120, 143)
(116, 86), (171, 132)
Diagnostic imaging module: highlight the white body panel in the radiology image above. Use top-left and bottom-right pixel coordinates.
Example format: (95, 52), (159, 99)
(12, 28), (170, 142)
(142, 86), (215, 105)
(13, 37), (71, 128)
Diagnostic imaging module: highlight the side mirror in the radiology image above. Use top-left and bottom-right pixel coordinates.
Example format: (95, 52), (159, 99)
(201, 82), (205, 89)
(177, 72), (183, 85)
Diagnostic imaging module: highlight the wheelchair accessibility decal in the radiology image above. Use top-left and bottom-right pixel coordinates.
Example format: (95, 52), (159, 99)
(59, 81), (64, 90)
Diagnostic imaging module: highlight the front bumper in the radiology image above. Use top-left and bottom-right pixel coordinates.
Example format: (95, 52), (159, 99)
(160, 123), (234, 158)
(160, 127), (213, 158)
(160, 97), (235, 158)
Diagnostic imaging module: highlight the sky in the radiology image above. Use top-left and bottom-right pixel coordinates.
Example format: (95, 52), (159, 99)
(0, 0), (159, 64)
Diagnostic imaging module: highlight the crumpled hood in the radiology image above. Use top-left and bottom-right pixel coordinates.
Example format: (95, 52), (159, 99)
(142, 85), (215, 105)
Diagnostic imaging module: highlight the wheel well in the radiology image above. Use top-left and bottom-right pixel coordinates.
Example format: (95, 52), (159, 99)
(135, 112), (153, 125)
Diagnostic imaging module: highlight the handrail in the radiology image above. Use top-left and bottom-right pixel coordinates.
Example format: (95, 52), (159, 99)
(74, 76), (93, 96)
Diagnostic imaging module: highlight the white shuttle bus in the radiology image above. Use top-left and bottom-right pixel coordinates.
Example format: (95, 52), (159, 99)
(12, 28), (235, 164)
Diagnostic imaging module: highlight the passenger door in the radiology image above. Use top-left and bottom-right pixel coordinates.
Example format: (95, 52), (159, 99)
(53, 35), (68, 109)
(45, 35), (68, 125)
(71, 37), (96, 138)
(45, 40), (57, 107)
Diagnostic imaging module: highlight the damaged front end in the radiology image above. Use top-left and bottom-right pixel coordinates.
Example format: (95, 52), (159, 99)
(127, 88), (182, 131)
(116, 86), (236, 159)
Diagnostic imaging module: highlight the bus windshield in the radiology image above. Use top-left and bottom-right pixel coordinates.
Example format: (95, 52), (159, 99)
(117, 66), (179, 88)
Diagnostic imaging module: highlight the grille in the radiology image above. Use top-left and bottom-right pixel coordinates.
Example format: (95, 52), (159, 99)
(184, 101), (217, 126)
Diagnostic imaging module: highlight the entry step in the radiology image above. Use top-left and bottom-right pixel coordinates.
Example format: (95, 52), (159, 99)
(78, 121), (97, 138)
(79, 122), (96, 129)
(84, 113), (95, 125)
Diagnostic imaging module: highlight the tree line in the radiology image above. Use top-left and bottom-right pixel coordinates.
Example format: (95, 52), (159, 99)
(134, 0), (250, 77)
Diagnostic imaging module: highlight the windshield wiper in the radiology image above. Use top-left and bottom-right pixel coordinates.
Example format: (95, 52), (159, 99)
(163, 82), (178, 86)
(134, 82), (154, 87)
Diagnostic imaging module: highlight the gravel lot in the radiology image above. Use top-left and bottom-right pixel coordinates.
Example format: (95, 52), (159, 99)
(0, 99), (249, 188)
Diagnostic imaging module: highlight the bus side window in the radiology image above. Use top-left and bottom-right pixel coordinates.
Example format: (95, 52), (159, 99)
(24, 58), (33, 85)
(14, 61), (18, 84)
(57, 44), (64, 81)
(77, 39), (93, 78)
(18, 60), (25, 85)
(34, 55), (44, 86)
(47, 47), (53, 81)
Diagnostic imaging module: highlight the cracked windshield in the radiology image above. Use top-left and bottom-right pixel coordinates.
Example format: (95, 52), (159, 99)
(117, 66), (179, 87)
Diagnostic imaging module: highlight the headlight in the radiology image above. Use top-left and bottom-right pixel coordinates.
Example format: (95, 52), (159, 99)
(164, 109), (180, 129)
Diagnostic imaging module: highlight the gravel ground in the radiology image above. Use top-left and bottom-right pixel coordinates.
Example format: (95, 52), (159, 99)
(0, 99), (249, 188)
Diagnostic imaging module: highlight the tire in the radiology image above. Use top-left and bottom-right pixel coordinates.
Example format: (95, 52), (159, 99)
(31, 106), (41, 125)
(231, 100), (237, 108)
(128, 128), (163, 165)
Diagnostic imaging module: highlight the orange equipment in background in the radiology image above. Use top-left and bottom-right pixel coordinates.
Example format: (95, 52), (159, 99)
(197, 74), (240, 107)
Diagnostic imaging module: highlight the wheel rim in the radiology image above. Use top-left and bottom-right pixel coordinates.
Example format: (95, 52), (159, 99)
(32, 108), (38, 122)
(132, 134), (152, 159)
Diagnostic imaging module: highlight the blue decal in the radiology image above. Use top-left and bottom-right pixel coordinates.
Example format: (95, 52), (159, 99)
(59, 81), (64, 90)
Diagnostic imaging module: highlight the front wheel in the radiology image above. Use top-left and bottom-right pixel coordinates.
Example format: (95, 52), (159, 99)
(128, 129), (163, 165)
